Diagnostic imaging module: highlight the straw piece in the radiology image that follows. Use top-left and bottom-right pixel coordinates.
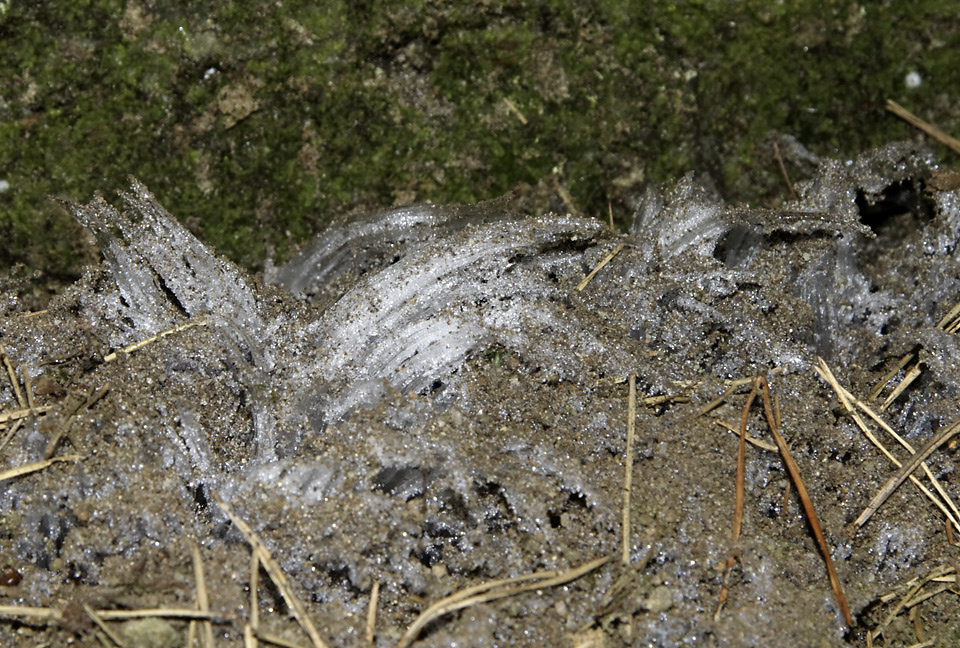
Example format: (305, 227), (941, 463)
(0, 454), (82, 484)
(397, 555), (611, 648)
(851, 420), (960, 531)
(576, 243), (625, 292)
(886, 100), (960, 155)
(622, 373), (638, 565)
(212, 492), (329, 648)
(365, 580), (379, 646)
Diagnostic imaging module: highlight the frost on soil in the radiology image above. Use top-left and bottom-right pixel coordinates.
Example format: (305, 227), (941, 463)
(1, 143), (960, 646)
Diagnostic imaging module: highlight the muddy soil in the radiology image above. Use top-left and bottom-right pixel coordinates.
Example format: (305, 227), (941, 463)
(0, 142), (959, 647)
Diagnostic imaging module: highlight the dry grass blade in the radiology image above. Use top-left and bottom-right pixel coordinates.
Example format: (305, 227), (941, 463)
(886, 99), (960, 155)
(622, 372), (637, 565)
(575, 242), (625, 292)
(95, 609), (230, 621)
(852, 420), (960, 531)
(502, 97), (527, 125)
(714, 379), (759, 620)
(759, 377), (852, 627)
(252, 628), (308, 648)
(713, 419), (778, 451)
(103, 319), (208, 362)
(44, 384), (110, 459)
(250, 551), (260, 648)
(815, 359), (960, 533)
(192, 542), (215, 648)
(84, 603), (127, 648)
(879, 359), (923, 411)
(0, 404), (53, 425)
(397, 555), (611, 648)
(0, 345), (26, 408)
(869, 351), (915, 400)
(212, 492), (330, 648)
(365, 580), (379, 646)
(0, 454), (81, 484)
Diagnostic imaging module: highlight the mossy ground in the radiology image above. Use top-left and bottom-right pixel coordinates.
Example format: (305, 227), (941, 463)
(1, 0), (958, 294)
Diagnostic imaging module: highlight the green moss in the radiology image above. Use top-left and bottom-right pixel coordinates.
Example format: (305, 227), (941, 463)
(1, 0), (958, 288)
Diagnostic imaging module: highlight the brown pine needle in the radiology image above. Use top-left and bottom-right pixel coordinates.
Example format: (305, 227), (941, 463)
(212, 492), (330, 648)
(623, 372), (637, 565)
(552, 177), (581, 217)
(773, 141), (799, 201)
(759, 377), (852, 627)
(396, 555), (611, 648)
(192, 543), (215, 648)
(714, 379), (759, 620)
(852, 419), (960, 531)
(886, 99), (960, 155)
(365, 580), (379, 646)
(575, 243), (625, 292)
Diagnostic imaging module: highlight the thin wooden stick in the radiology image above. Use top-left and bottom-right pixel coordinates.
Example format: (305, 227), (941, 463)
(0, 605), (228, 622)
(212, 492), (329, 648)
(576, 243), (625, 292)
(365, 580), (379, 646)
(44, 384), (110, 459)
(623, 372), (637, 565)
(192, 543), (215, 648)
(851, 420), (960, 531)
(396, 555), (610, 648)
(759, 377), (852, 626)
(886, 99), (960, 155)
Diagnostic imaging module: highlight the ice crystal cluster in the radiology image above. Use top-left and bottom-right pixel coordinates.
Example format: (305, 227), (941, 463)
(2, 141), (959, 646)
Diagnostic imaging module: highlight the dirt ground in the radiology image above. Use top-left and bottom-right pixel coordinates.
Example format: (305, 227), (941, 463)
(1, 142), (959, 647)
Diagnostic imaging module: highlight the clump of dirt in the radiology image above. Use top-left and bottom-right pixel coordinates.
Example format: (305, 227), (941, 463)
(1, 142), (959, 647)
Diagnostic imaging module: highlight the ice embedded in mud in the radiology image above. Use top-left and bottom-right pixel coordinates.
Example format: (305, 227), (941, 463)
(4, 140), (960, 646)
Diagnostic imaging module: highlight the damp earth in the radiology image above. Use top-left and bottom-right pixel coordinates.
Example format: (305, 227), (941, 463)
(1, 141), (959, 646)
